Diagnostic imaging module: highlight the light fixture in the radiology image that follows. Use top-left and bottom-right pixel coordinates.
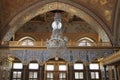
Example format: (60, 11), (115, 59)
(52, 12), (62, 30)
(46, 12), (67, 55)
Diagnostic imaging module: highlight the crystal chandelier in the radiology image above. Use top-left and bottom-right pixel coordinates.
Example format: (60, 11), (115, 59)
(46, 12), (67, 54)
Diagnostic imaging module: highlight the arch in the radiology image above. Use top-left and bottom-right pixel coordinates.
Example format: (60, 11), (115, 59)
(78, 37), (95, 42)
(78, 37), (95, 46)
(8, 53), (23, 63)
(45, 57), (67, 63)
(3, 1), (111, 43)
(18, 36), (35, 46)
(18, 36), (35, 42)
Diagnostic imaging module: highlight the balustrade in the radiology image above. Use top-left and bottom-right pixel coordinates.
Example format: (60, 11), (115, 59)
(1, 41), (112, 47)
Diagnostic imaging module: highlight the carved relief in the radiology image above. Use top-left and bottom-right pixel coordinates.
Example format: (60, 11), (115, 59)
(72, 0), (116, 30)
(99, 0), (108, 5)
(104, 10), (112, 21)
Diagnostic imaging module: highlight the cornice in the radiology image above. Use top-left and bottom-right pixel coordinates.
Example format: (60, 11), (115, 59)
(101, 50), (120, 65)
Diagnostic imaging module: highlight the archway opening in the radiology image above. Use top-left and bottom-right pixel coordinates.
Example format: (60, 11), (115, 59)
(45, 57), (68, 80)
(2, 1), (111, 45)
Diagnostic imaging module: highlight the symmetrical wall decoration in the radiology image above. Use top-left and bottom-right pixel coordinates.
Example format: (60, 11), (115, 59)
(1, 1), (111, 44)
(0, 49), (115, 65)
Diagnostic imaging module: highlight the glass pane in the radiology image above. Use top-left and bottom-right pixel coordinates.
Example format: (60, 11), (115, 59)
(79, 43), (86, 46)
(17, 72), (21, 78)
(13, 71), (21, 79)
(74, 63), (83, 70)
(47, 73), (53, 78)
(59, 65), (67, 71)
(13, 72), (17, 78)
(89, 63), (99, 70)
(63, 73), (66, 78)
(33, 72), (38, 78)
(79, 72), (83, 79)
(75, 72), (79, 79)
(28, 40), (34, 46)
(79, 40), (91, 46)
(91, 72), (95, 79)
(46, 65), (54, 71)
(29, 63), (39, 69)
(59, 73), (62, 78)
(29, 72), (33, 78)
(21, 39), (34, 46)
(87, 43), (91, 46)
(21, 41), (27, 46)
(13, 63), (23, 69)
(95, 72), (99, 79)
(75, 72), (83, 79)
(59, 73), (66, 78)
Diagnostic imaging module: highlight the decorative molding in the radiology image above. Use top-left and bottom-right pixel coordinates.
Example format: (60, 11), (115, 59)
(0, 49), (115, 64)
(101, 50), (120, 65)
(2, 1), (111, 43)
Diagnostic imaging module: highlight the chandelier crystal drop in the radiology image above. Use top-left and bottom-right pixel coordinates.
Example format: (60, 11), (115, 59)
(46, 12), (67, 54)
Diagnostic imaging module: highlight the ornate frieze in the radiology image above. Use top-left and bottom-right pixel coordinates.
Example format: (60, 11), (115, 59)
(0, 49), (115, 64)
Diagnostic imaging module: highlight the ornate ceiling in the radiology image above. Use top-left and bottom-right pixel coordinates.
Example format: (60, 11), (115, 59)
(15, 11), (98, 42)
(0, 0), (120, 46)
(18, 11), (97, 33)
(0, 0), (116, 30)
(72, 0), (116, 30)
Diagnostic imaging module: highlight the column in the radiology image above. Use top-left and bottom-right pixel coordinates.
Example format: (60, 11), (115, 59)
(68, 62), (74, 80)
(0, 65), (2, 80)
(85, 62), (90, 80)
(40, 64), (44, 80)
(1, 60), (11, 80)
(5, 67), (11, 80)
(23, 64), (27, 80)
(104, 65), (107, 80)
(115, 65), (119, 80)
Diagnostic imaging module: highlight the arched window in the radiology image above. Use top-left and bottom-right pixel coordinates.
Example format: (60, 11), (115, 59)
(11, 60), (40, 80)
(28, 62), (39, 80)
(89, 63), (100, 79)
(74, 62), (84, 80)
(78, 37), (95, 46)
(18, 36), (35, 46)
(45, 58), (68, 80)
(11, 60), (23, 80)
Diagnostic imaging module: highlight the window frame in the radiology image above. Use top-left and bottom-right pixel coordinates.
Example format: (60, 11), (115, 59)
(89, 63), (101, 80)
(18, 36), (35, 46)
(11, 62), (23, 80)
(28, 62), (40, 80)
(74, 63), (84, 80)
(78, 37), (95, 46)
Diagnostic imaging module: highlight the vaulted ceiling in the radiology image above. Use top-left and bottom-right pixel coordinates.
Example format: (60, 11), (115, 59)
(15, 11), (98, 42)
(0, 0), (120, 46)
